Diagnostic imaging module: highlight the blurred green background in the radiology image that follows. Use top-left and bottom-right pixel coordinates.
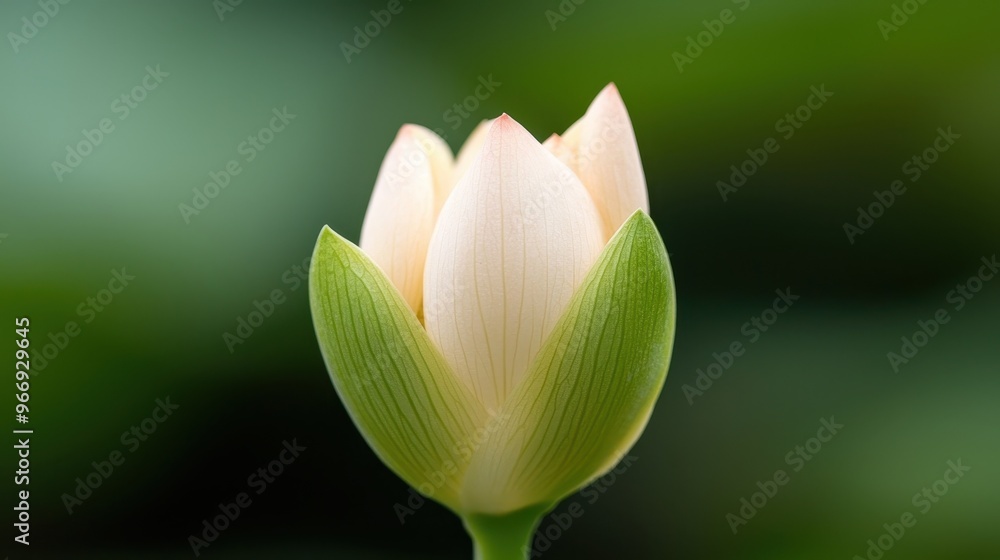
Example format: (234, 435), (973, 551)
(1, 0), (998, 558)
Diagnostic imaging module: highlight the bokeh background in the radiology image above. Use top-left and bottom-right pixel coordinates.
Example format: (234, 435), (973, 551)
(1, 0), (998, 558)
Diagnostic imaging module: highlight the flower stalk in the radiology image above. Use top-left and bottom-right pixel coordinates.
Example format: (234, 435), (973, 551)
(464, 504), (551, 560)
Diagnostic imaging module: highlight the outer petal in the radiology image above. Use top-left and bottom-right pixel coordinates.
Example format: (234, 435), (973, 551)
(359, 125), (453, 316)
(309, 226), (488, 510)
(452, 119), (493, 189)
(555, 83), (649, 239)
(461, 211), (676, 514)
(423, 114), (605, 412)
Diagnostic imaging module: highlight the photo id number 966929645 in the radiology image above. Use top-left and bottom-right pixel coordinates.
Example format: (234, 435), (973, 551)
(14, 316), (33, 547)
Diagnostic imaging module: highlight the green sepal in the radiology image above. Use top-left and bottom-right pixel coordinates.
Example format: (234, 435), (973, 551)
(309, 226), (487, 510)
(460, 210), (676, 514)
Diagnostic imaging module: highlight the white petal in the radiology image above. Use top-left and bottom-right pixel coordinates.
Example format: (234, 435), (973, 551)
(452, 119), (493, 189)
(414, 125), (456, 212)
(359, 125), (453, 315)
(555, 83), (649, 239)
(423, 115), (605, 411)
(542, 133), (574, 168)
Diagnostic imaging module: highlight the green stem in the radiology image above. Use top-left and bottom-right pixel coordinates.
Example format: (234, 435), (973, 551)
(463, 504), (552, 560)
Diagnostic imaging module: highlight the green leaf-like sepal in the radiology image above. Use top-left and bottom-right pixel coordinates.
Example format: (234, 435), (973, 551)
(460, 210), (676, 514)
(309, 226), (488, 510)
